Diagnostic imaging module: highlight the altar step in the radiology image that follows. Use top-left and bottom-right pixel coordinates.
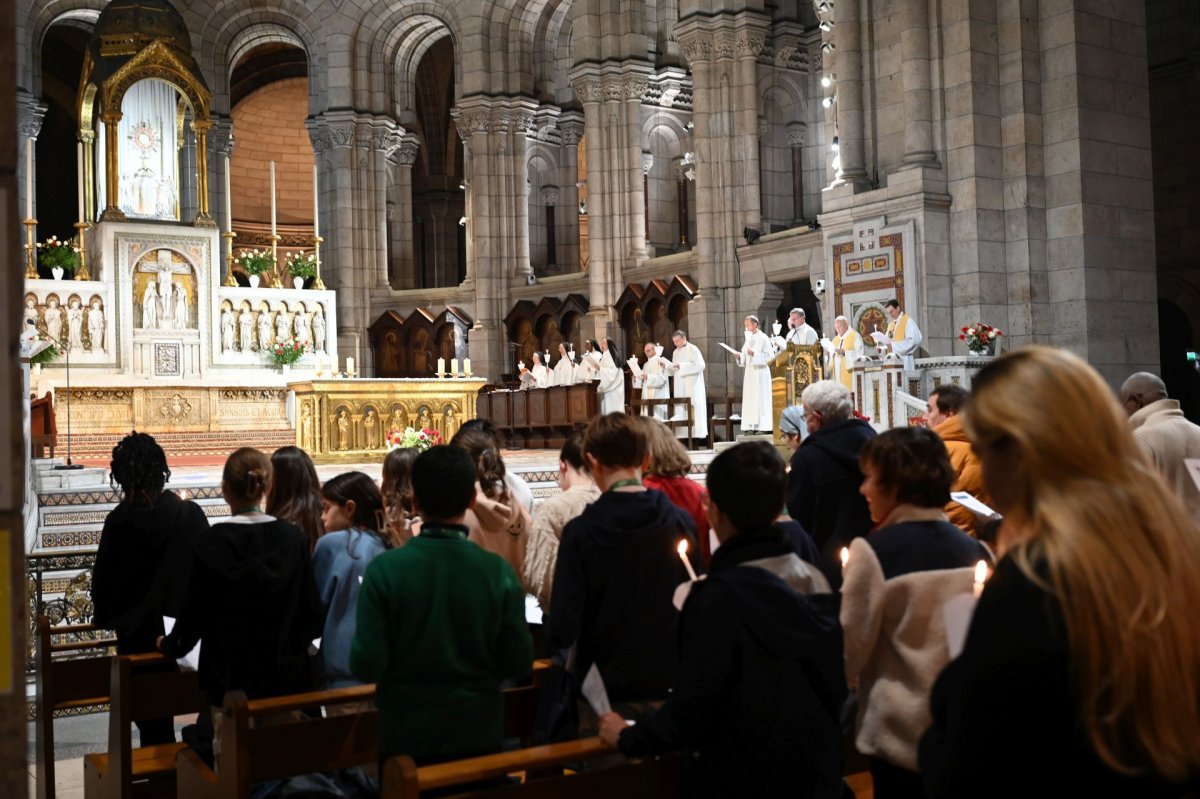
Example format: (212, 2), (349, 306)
(60, 429), (298, 464)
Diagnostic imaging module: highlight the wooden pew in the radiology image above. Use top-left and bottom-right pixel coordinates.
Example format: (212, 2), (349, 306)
(83, 653), (208, 799)
(175, 685), (380, 799)
(381, 738), (684, 798)
(35, 617), (117, 799)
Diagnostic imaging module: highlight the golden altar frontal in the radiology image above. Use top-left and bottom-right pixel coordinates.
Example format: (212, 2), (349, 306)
(290, 378), (486, 462)
(769, 343), (825, 445)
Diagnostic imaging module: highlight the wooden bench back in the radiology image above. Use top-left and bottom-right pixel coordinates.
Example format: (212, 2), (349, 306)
(382, 738), (684, 798)
(34, 616), (116, 799)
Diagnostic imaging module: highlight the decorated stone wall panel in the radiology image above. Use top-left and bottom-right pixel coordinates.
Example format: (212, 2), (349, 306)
(828, 217), (918, 343)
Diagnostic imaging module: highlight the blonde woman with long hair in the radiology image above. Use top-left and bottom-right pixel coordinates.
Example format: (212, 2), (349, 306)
(919, 347), (1200, 797)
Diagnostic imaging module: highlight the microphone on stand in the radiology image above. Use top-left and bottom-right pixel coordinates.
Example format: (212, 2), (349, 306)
(51, 334), (83, 471)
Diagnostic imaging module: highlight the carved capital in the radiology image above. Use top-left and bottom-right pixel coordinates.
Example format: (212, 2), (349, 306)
(17, 94), (47, 139)
(787, 124), (807, 147)
(560, 120), (584, 145)
(641, 153), (654, 174)
(571, 77), (605, 104)
(541, 187), (559, 205)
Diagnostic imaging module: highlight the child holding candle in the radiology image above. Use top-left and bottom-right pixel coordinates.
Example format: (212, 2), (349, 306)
(599, 441), (846, 799)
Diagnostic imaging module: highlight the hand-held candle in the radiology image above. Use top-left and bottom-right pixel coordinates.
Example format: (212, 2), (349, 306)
(840, 546), (850, 571)
(677, 540), (698, 582)
(973, 560), (989, 598)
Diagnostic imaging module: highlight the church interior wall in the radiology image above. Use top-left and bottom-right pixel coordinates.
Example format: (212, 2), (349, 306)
(230, 78), (315, 225)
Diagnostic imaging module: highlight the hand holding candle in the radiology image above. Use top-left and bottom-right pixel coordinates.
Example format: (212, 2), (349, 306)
(677, 540), (698, 582)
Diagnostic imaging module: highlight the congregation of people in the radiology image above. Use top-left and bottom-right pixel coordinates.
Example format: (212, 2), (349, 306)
(89, 345), (1200, 797)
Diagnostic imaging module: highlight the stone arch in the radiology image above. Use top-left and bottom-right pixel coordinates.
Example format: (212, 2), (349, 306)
(643, 115), (689, 252)
(352, 2), (464, 116)
(25, 3), (104, 96)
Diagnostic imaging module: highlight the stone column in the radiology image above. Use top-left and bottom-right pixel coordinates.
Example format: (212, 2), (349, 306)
(391, 134), (419, 289)
(452, 97), (538, 383)
(833, 0), (870, 185)
(901, 0), (938, 165)
(210, 116), (235, 232)
(17, 92), (45, 227)
(559, 114), (583, 270)
(642, 152), (653, 245)
(191, 118), (215, 226)
(788, 125), (806, 222)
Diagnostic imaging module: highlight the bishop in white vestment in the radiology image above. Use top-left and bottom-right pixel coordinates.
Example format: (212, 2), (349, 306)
(739, 316), (774, 433)
(669, 331), (708, 440)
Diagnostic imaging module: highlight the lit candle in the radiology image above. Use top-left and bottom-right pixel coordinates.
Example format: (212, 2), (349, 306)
(178, 489), (189, 501)
(840, 546), (850, 572)
(25, 137), (34, 218)
(269, 160), (277, 237)
(463, 358), (472, 376)
(223, 153), (232, 232)
(437, 357), (446, 376)
(76, 141), (84, 222)
(450, 358), (459, 376)
(312, 161), (319, 237)
(677, 540), (698, 582)
(973, 560), (989, 598)
(345, 356), (354, 375)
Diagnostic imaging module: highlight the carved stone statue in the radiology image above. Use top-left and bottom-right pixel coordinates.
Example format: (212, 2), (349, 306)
(221, 307), (235, 351)
(142, 283), (160, 329)
(158, 271), (174, 324)
(23, 298), (39, 336)
(312, 307), (326, 352)
(300, 404), (314, 450)
(363, 410), (378, 450)
(336, 410), (350, 450)
(257, 309), (273, 351)
(276, 310), (290, 343)
(417, 405), (433, 432)
(172, 283), (188, 329)
(44, 299), (62, 343)
(88, 301), (105, 352)
(239, 307), (253, 351)
(442, 405), (460, 441)
(67, 300), (84, 351)
(390, 406), (409, 432)
(294, 311), (312, 348)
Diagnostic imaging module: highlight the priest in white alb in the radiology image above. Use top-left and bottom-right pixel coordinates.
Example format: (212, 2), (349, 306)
(633, 342), (671, 421)
(881, 298), (923, 370)
(738, 315), (775, 433)
(668, 330), (708, 441)
(825, 315), (864, 393)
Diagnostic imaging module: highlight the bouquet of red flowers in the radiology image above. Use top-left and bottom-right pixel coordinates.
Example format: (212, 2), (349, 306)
(959, 323), (1001, 354)
(386, 426), (442, 452)
(269, 339), (307, 366)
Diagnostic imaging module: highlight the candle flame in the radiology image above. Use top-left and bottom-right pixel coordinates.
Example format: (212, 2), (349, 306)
(677, 540), (688, 556)
(840, 546), (849, 567)
(974, 560), (988, 584)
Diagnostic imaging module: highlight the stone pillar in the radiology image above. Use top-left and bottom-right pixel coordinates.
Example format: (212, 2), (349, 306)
(210, 116), (235, 232)
(788, 125), (806, 222)
(833, 0), (870, 185)
(17, 92), (45, 226)
(391, 134), (419, 289)
(900, 0), (938, 165)
(453, 96), (538, 383)
(559, 115), (584, 270)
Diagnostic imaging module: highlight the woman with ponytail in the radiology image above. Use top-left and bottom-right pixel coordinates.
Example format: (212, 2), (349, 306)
(919, 347), (1200, 797)
(313, 472), (391, 692)
(453, 427), (532, 586)
(160, 448), (322, 727)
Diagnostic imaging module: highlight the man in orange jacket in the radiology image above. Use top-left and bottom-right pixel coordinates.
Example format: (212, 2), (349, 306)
(926, 384), (993, 537)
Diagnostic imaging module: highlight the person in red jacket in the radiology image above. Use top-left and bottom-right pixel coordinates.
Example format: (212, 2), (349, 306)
(635, 416), (711, 562)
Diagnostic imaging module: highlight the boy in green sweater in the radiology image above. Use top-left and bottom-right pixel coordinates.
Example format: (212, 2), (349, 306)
(350, 445), (533, 763)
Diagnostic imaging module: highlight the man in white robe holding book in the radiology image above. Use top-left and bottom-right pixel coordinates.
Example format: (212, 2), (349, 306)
(668, 330), (708, 441)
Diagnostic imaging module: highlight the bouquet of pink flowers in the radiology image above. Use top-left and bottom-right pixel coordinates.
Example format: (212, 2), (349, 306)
(386, 426), (442, 452)
(959, 323), (1002, 354)
(269, 339), (307, 366)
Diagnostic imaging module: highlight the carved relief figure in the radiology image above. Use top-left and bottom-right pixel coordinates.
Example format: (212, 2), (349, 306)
(336, 410), (350, 450)
(141, 283), (160, 330)
(172, 283), (188, 329)
(294, 310), (312, 348)
(312, 306), (326, 353)
(276, 308), (291, 343)
(390, 405), (409, 432)
(23, 298), (39, 336)
(88, 301), (105, 352)
(221, 307), (235, 351)
(417, 405), (433, 432)
(44, 298), (62, 343)
(257, 308), (273, 350)
(442, 405), (460, 441)
(363, 410), (378, 450)
(239, 307), (254, 351)
(300, 404), (314, 451)
(67, 300), (84, 351)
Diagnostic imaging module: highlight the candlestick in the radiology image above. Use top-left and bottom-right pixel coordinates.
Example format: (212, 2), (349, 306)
(269, 161), (277, 237)
(450, 358), (459, 377)
(437, 357), (446, 377)
(76, 142), (84, 222)
(23, 218), (38, 279)
(973, 560), (988, 598)
(73, 221), (92, 281)
(677, 540), (698, 582)
(463, 358), (472, 377)
(311, 234), (326, 290)
(312, 161), (319, 236)
(25, 137), (34, 218)
(222, 231), (238, 286)
(268, 233), (283, 288)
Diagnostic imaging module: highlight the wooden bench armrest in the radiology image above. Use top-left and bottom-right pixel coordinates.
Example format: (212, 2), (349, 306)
(239, 683), (377, 717)
(176, 747), (221, 799)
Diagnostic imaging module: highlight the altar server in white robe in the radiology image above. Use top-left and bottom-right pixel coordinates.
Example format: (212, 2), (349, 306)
(531, 351), (553, 388)
(738, 315), (774, 433)
(634, 342), (671, 421)
(574, 339), (602, 384)
(552, 343), (575, 386)
(597, 337), (625, 414)
(669, 330), (708, 440)
(882, 298), (923, 370)
(826, 315), (864, 393)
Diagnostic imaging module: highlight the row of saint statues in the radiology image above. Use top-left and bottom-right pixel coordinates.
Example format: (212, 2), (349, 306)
(297, 402), (461, 453)
(24, 296), (106, 353)
(220, 304), (328, 354)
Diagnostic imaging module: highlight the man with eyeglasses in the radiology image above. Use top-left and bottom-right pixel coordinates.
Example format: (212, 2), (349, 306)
(1120, 372), (1200, 523)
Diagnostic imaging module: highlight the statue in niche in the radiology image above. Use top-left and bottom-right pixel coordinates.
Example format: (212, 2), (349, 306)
(363, 410), (378, 450)
(416, 405), (433, 432)
(390, 406), (409, 432)
(142, 283), (160, 330)
(257, 308), (273, 351)
(44, 298), (62, 343)
(442, 405), (460, 441)
(239, 307), (253, 351)
(276, 309), (291, 343)
(172, 283), (188, 329)
(294, 311), (312, 348)
(88, 301), (105, 352)
(336, 410), (350, 450)
(221, 307), (235, 351)
(67, 299), (84, 351)
(312, 306), (326, 353)
(299, 404), (314, 450)
(23, 298), (39, 336)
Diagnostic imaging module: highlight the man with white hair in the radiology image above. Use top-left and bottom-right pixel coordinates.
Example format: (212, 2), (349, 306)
(1120, 371), (1200, 522)
(738, 315), (775, 433)
(786, 380), (877, 587)
(668, 330), (708, 441)
(826, 316), (863, 392)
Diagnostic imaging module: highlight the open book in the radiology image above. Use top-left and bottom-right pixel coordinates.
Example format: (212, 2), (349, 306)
(869, 330), (891, 344)
(718, 342), (742, 358)
(819, 337), (835, 356)
(627, 356), (643, 377)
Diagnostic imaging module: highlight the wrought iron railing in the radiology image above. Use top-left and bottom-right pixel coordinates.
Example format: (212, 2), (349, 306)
(25, 549), (108, 674)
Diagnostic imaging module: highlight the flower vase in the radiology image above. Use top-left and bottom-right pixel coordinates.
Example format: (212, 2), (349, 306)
(52, 267), (64, 281)
(293, 276), (304, 290)
(968, 350), (982, 357)
(249, 274), (260, 288)
(282, 364), (291, 376)
(31, 363), (42, 377)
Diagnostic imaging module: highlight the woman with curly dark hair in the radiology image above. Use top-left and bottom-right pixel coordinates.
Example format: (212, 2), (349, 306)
(93, 431), (209, 745)
(381, 447), (421, 544)
(266, 446), (324, 550)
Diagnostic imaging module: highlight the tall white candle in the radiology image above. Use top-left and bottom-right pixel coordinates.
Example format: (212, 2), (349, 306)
(25, 137), (34, 218)
(223, 153), (232, 232)
(76, 142), (84, 221)
(269, 160), (277, 236)
(345, 356), (354, 375)
(450, 358), (459, 377)
(312, 161), (319, 237)
(437, 357), (446, 376)
(464, 358), (472, 376)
